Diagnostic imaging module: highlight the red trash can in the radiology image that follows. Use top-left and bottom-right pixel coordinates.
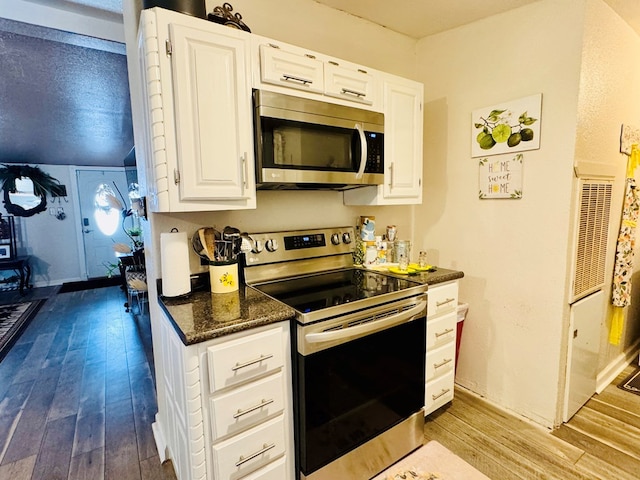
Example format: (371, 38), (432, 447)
(456, 302), (468, 372)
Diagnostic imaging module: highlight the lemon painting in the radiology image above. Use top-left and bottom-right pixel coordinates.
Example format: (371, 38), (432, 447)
(471, 94), (542, 158)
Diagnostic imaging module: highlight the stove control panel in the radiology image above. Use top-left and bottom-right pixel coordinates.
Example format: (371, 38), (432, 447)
(245, 226), (355, 266)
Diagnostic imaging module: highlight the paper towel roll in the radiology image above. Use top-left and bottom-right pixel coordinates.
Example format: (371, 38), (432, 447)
(161, 230), (191, 297)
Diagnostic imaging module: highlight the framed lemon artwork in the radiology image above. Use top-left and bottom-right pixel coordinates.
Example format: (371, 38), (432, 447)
(471, 93), (542, 158)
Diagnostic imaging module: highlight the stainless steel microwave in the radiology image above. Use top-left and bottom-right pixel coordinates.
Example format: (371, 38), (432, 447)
(253, 90), (384, 190)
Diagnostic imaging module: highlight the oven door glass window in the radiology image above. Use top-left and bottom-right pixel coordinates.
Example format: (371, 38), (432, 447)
(296, 318), (426, 476)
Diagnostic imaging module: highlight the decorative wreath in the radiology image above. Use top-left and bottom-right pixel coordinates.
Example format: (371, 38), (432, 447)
(0, 164), (65, 217)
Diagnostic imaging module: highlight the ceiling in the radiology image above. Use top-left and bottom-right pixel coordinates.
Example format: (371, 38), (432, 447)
(1, 0), (639, 168)
(313, 0), (640, 39)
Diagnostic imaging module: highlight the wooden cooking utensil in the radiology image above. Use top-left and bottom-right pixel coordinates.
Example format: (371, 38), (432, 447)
(203, 227), (217, 262)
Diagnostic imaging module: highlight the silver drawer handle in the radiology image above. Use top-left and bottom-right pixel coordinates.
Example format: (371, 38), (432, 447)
(435, 328), (454, 338)
(233, 398), (274, 419)
(433, 358), (453, 369)
(432, 388), (451, 401)
(231, 354), (273, 371)
(235, 442), (276, 467)
(281, 74), (312, 85)
(436, 297), (455, 307)
(341, 88), (366, 98)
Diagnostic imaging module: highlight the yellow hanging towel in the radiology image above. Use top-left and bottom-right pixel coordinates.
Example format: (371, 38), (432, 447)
(609, 307), (624, 345)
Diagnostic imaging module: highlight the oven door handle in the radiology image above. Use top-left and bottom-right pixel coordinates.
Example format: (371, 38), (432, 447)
(355, 123), (367, 180)
(305, 299), (426, 344)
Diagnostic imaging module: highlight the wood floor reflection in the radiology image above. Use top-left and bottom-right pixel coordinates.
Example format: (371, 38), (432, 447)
(0, 286), (177, 480)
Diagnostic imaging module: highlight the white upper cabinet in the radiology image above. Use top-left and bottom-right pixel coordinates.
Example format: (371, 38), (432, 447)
(139, 8), (256, 212)
(344, 75), (423, 205)
(324, 62), (375, 106)
(253, 39), (379, 109)
(259, 44), (324, 94)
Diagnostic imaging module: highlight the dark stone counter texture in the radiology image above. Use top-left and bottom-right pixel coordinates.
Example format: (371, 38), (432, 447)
(159, 267), (463, 345)
(159, 285), (295, 345)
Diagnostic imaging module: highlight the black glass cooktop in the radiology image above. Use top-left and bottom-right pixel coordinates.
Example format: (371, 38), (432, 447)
(252, 268), (424, 320)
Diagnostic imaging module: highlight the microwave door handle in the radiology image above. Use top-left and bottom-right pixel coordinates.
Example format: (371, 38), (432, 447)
(355, 123), (367, 179)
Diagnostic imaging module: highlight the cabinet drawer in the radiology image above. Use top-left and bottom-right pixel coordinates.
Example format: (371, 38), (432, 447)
(212, 415), (286, 480)
(425, 372), (454, 414)
(210, 371), (285, 441)
(426, 342), (455, 382)
(260, 44), (324, 94)
(207, 327), (284, 393)
(426, 312), (456, 350)
(427, 282), (458, 318)
(324, 63), (375, 105)
(242, 456), (288, 480)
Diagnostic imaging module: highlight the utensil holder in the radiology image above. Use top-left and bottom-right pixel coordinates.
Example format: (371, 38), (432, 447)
(209, 261), (239, 293)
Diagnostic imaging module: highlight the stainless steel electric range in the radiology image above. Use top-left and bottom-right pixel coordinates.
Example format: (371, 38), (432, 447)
(244, 227), (427, 480)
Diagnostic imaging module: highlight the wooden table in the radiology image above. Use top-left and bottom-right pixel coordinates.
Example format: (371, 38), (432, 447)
(0, 255), (31, 295)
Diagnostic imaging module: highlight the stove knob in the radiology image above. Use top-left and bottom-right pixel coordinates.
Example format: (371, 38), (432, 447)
(330, 233), (341, 245)
(252, 240), (264, 254)
(342, 232), (352, 244)
(265, 239), (279, 252)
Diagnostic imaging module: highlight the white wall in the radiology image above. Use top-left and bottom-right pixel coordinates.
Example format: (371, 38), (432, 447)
(415, 0), (586, 427)
(0, 165), (84, 286)
(576, 0), (640, 374)
(3, 0), (124, 42)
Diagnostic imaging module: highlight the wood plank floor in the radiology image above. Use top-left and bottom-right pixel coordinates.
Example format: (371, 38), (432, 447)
(425, 365), (640, 480)
(2, 285), (639, 479)
(0, 286), (177, 480)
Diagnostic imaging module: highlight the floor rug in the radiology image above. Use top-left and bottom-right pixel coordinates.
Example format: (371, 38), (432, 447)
(372, 440), (491, 480)
(0, 299), (45, 361)
(618, 367), (640, 396)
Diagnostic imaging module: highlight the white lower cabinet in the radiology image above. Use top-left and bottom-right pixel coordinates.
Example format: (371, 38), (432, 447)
(212, 415), (287, 479)
(424, 280), (459, 415)
(156, 311), (294, 480)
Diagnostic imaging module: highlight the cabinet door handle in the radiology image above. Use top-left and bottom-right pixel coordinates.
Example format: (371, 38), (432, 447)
(435, 328), (454, 338)
(434, 358), (453, 369)
(432, 388), (451, 401)
(233, 398), (274, 419)
(341, 88), (366, 98)
(388, 162), (394, 188)
(235, 442), (276, 467)
(231, 353), (273, 371)
(436, 297), (456, 307)
(281, 74), (312, 86)
(241, 152), (248, 190)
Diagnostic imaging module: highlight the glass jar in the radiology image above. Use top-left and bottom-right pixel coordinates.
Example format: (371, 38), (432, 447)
(394, 240), (411, 264)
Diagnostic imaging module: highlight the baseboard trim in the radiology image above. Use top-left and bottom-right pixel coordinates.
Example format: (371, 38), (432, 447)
(596, 339), (640, 393)
(152, 419), (168, 463)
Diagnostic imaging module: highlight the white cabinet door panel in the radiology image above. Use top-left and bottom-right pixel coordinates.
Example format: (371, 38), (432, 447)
(170, 23), (252, 201)
(212, 415), (286, 480)
(260, 44), (324, 94)
(324, 63), (375, 105)
(209, 371), (285, 440)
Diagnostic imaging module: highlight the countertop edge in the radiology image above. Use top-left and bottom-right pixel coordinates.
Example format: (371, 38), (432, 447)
(158, 268), (464, 345)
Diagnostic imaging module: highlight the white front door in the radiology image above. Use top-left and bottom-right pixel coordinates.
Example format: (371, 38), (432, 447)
(76, 169), (131, 279)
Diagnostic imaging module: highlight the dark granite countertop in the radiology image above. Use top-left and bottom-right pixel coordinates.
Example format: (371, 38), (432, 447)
(159, 286), (296, 346)
(158, 266), (463, 346)
(358, 265), (464, 285)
